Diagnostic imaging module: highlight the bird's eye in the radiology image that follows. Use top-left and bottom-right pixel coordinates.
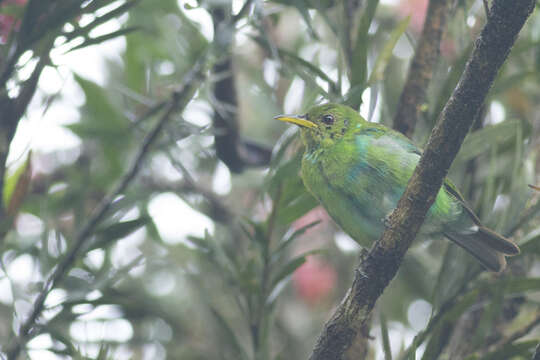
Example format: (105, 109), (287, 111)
(322, 114), (334, 125)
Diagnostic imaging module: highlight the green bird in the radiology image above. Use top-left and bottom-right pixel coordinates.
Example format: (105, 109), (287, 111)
(275, 103), (519, 272)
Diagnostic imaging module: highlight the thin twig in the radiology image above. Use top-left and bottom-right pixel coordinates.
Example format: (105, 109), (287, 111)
(4, 54), (209, 360)
(393, 0), (452, 138)
(166, 153), (234, 224)
(309, 0), (535, 358)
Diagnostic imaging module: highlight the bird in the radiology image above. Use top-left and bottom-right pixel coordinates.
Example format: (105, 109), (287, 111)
(275, 103), (520, 272)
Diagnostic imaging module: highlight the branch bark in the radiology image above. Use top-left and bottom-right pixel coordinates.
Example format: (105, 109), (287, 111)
(4, 54), (209, 360)
(309, 1), (535, 358)
(393, 0), (452, 138)
(210, 6), (272, 173)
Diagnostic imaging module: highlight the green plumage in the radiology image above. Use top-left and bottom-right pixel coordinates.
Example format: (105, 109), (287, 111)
(275, 103), (519, 272)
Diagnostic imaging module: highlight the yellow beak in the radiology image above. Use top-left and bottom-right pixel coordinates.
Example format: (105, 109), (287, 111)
(274, 115), (318, 129)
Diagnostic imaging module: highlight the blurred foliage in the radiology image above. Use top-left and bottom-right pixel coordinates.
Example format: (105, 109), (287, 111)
(0, 0), (539, 359)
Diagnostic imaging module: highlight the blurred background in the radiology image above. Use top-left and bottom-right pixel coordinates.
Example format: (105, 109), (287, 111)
(0, 0), (539, 359)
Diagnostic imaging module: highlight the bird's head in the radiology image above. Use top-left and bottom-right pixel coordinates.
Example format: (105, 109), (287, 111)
(274, 103), (363, 150)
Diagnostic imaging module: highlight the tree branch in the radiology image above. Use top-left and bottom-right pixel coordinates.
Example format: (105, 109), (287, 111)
(309, 1), (535, 358)
(393, 0), (452, 138)
(210, 6), (272, 173)
(4, 54), (209, 360)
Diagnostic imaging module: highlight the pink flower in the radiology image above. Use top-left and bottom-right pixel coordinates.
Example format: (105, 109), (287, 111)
(293, 256), (337, 305)
(0, 14), (16, 42)
(0, 0), (26, 43)
(398, 0), (428, 33)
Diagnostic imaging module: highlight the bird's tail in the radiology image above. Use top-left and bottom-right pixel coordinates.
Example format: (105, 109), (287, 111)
(443, 227), (520, 272)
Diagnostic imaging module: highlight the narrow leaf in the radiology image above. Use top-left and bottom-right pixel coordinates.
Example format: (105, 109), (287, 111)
(271, 256), (307, 289)
(367, 16), (410, 86)
(273, 220), (321, 258)
(91, 217), (150, 250)
(67, 27), (140, 53)
(270, 250), (323, 289)
(209, 307), (250, 360)
(457, 120), (521, 162)
(351, 0), (379, 87)
(481, 340), (538, 360)
(3, 151), (32, 217)
(380, 313), (393, 360)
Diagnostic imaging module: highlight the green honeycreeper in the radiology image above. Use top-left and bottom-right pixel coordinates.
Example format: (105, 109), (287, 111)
(275, 103), (519, 272)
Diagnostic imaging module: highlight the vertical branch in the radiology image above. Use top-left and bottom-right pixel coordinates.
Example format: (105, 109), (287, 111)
(393, 0), (452, 138)
(211, 5), (243, 172)
(310, 0), (535, 358)
(210, 6), (271, 173)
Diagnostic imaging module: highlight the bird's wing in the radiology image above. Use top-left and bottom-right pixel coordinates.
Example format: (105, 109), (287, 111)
(354, 124), (422, 155)
(346, 125), (481, 226)
(374, 128), (482, 226)
(442, 178), (482, 225)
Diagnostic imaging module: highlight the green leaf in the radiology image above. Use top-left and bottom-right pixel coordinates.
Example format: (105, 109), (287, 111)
(456, 120), (521, 162)
(351, 0), (379, 88)
(209, 307), (250, 360)
(277, 48), (337, 92)
(432, 243), (477, 311)
(63, 0), (140, 41)
(270, 127), (301, 169)
(91, 217), (150, 250)
(367, 16), (410, 86)
(71, 74), (126, 134)
(471, 285), (504, 350)
(380, 313), (393, 360)
(66, 27), (140, 53)
(240, 219), (267, 249)
(268, 150), (303, 197)
(519, 227), (540, 254)
(278, 191), (319, 225)
(251, 36), (335, 100)
(269, 151), (318, 223)
(419, 290), (480, 359)
(282, 0), (320, 39)
(430, 44), (472, 124)
(271, 255), (307, 290)
(487, 277), (540, 294)
(491, 71), (539, 95)
(270, 250), (323, 289)
(186, 235), (213, 254)
(343, 84), (366, 109)
(2, 151), (32, 216)
(480, 340), (538, 360)
(273, 220), (321, 259)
